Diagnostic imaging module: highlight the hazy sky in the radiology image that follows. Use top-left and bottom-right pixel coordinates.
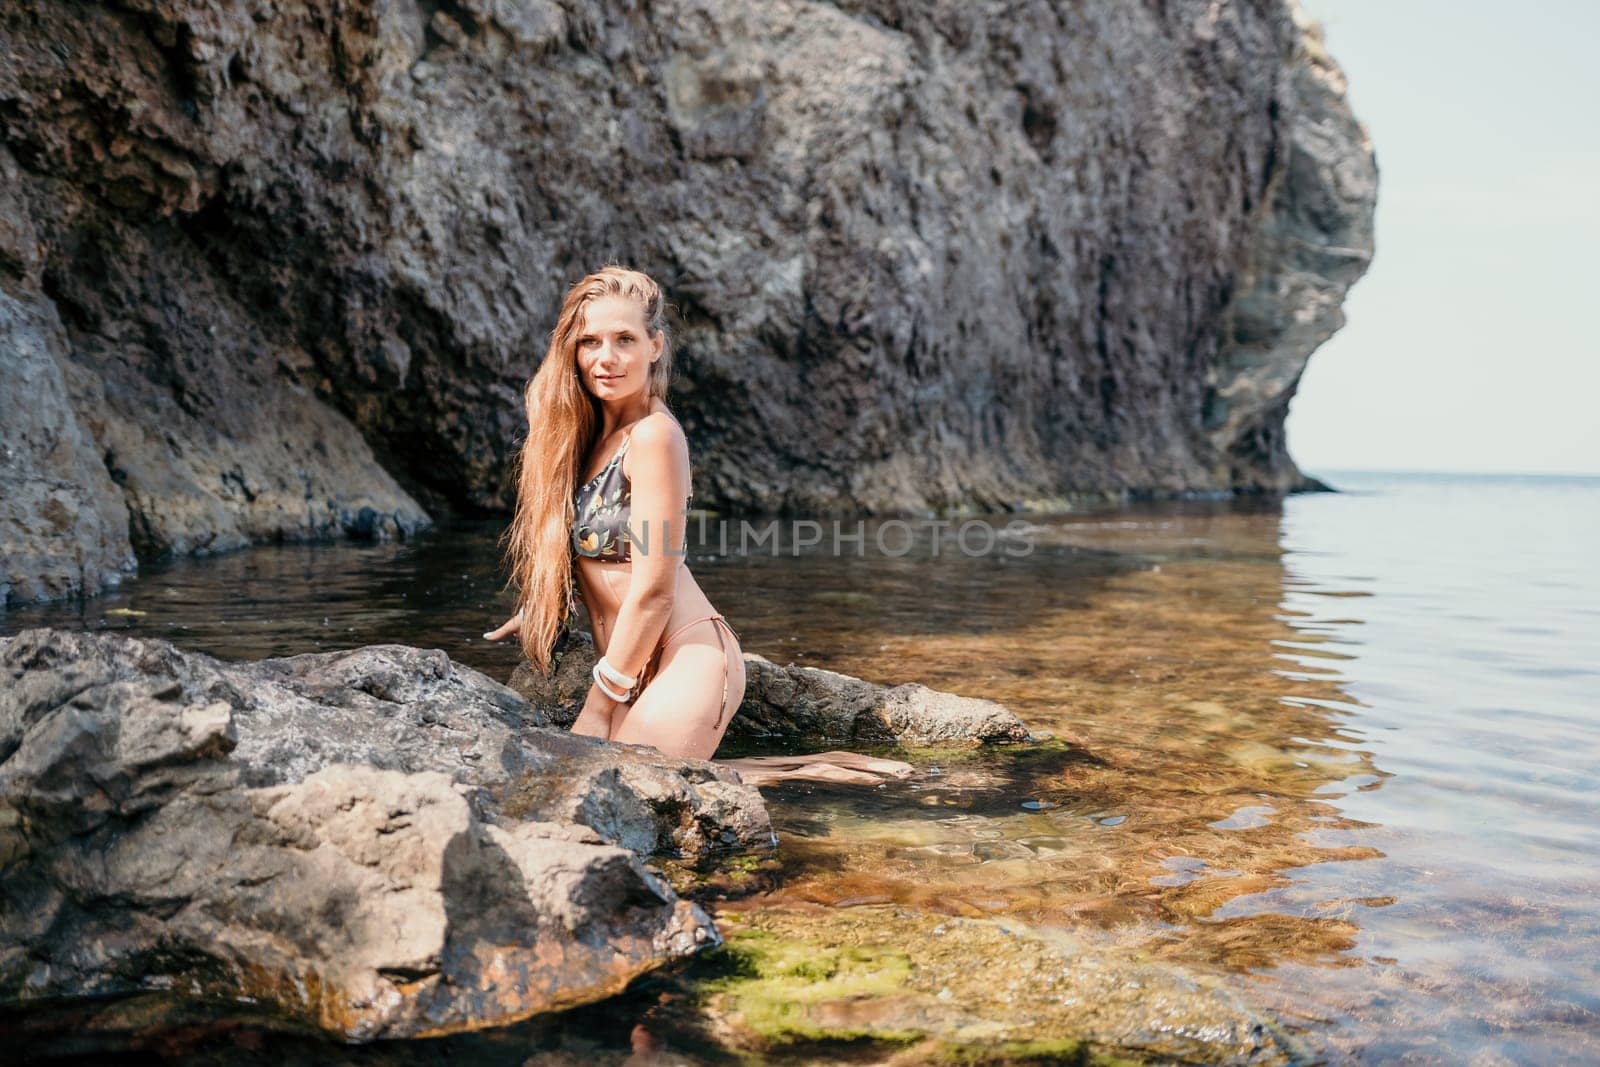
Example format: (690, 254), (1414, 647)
(1285, 0), (1599, 475)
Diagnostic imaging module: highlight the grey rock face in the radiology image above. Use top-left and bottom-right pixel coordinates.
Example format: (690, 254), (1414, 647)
(0, 0), (1376, 605)
(0, 148), (138, 606)
(0, 627), (772, 1038)
(1205, 2), (1379, 490)
(509, 630), (1033, 745)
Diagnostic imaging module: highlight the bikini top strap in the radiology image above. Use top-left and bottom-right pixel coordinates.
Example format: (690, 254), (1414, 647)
(613, 428), (634, 478)
(592, 425), (634, 479)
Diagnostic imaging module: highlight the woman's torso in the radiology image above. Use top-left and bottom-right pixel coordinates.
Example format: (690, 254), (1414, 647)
(572, 404), (717, 657)
(574, 559), (716, 658)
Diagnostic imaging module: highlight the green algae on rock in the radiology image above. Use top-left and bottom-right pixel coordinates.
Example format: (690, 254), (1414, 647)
(655, 905), (1305, 1065)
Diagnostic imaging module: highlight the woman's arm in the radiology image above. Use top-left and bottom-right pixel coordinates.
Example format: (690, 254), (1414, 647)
(597, 412), (692, 687)
(482, 605), (523, 642)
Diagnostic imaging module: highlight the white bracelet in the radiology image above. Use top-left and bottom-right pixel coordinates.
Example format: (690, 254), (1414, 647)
(595, 655), (638, 688)
(592, 663), (633, 702)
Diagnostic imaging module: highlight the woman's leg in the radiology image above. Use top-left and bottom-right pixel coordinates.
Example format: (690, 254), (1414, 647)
(608, 618), (746, 759)
(605, 617), (916, 785)
(570, 700), (614, 739)
(715, 752), (916, 786)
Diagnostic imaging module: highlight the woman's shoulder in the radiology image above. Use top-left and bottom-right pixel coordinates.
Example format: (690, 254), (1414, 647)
(621, 407), (689, 486)
(629, 407), (686, 449)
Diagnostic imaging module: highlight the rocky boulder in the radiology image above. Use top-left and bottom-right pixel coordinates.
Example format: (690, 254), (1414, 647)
(737, 654), (1035, 745)
(0, 627), (772, 1039)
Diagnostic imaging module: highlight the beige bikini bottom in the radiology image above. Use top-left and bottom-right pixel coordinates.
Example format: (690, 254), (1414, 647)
(635, 612), (741, 728)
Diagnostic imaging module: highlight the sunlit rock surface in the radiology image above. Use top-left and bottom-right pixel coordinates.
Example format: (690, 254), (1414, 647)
(0, 628), (772, 1039)
(0, 0), (1375, 605)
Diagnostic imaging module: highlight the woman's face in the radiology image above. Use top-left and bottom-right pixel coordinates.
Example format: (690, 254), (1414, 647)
(576, 295), (660, 402)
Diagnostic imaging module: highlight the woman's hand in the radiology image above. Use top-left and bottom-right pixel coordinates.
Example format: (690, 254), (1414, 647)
(482, 607), (523, 642)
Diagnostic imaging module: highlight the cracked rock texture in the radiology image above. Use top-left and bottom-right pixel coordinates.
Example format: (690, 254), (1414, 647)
(0, 0), (1375, 605)
(0, 627), (772, 1039)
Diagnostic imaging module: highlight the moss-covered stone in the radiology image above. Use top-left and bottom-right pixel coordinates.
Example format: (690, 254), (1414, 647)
(700, 928), (921, 1045)
(657, 905), (1303, 1065)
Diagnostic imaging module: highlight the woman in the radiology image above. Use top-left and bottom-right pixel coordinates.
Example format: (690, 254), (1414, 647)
(484, 265), (911, 785)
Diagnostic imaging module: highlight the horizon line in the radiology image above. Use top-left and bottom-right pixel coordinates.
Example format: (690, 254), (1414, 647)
(1302, 465), (1600, 479)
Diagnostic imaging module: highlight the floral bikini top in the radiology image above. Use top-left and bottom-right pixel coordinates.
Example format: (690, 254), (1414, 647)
(571, 425), (693, 565)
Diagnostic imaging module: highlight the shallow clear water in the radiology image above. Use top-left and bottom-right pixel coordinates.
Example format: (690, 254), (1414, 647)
(6, 469), (1598, 1063)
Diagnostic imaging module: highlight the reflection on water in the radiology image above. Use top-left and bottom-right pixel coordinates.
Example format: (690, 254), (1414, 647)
(5, 470), (1599, 1063)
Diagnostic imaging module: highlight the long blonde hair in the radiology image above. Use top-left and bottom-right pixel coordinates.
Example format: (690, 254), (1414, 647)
(500, 265), (676, 674)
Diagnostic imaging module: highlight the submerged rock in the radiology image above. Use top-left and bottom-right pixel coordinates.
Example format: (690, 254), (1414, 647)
(0, 627), (772, 1040)
(668, 905), (1305, 1065)
(508, 632), (1033, 746)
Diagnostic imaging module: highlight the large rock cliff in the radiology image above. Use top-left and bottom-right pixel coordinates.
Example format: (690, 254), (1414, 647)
(0, 0), (1376, 605)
